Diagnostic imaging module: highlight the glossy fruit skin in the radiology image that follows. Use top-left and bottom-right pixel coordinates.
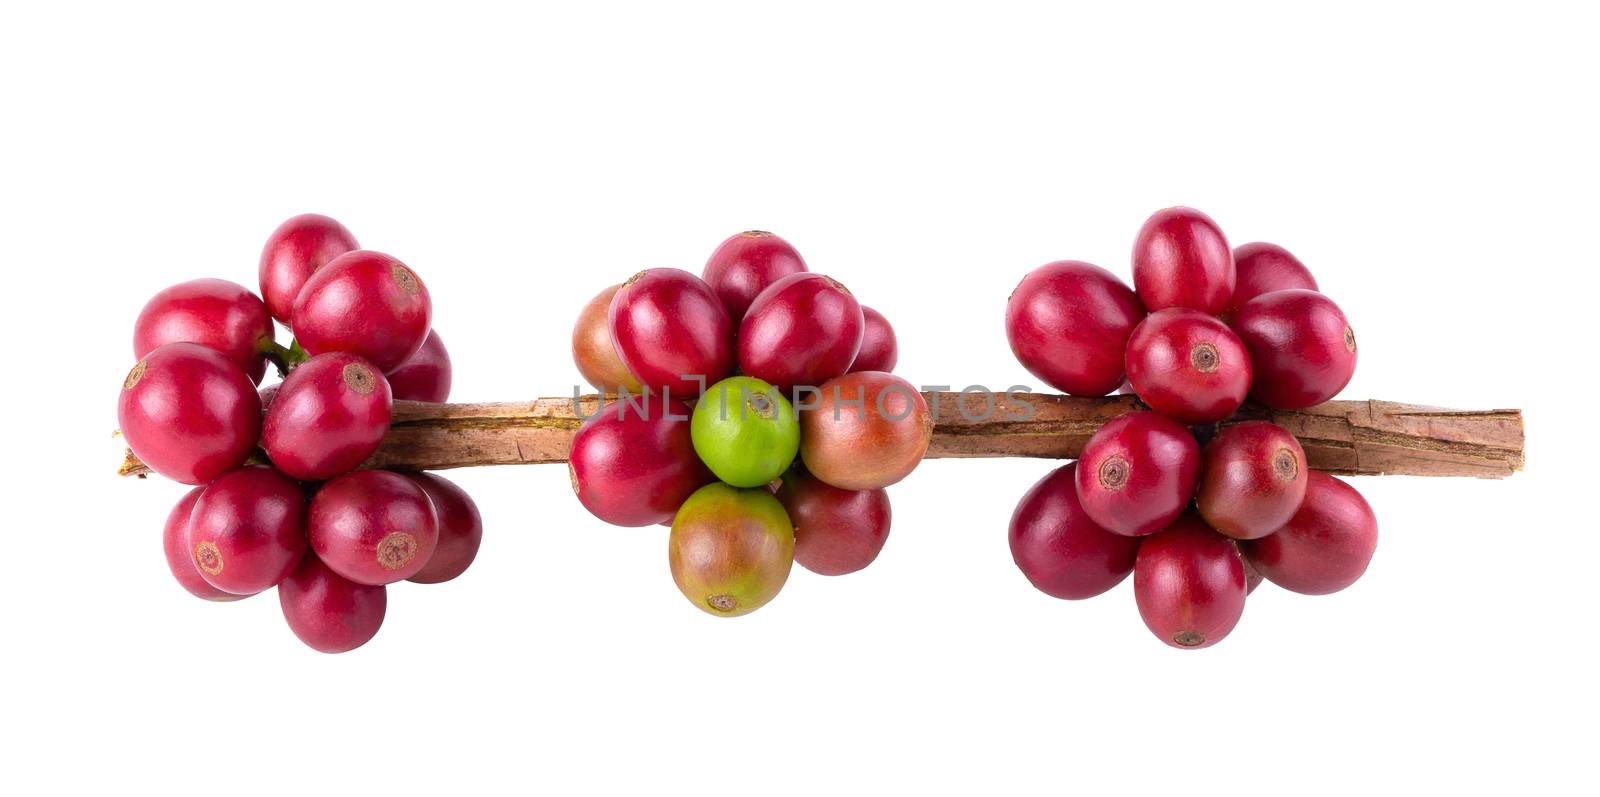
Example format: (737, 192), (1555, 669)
(849, 306), (898, 373)
(134, 278), (274, 384)
(1132, 207), (1236, 315)
(669, 483), (794, 617)
(1241, 471), (1377, 595)
(1006, 261), (1146, 396)
(1197, 421), (1308, 540)
(187, 466), (308, 595)
(258, 213), (359, 323)
(1008, 463), (1141, 600)
(738, 272), (864, 390)
(1134, 512), (1248, 649)
(609, 268), (733, 398)
(292, 250), (433, 372)
(1125, 308), (1252, 424)
(569, 393), (713, 527)
(278, 554), (387, 654)
(385, 330), (452, 402)
(1231, 289), (1357, 409)
(118, 342), (262, 485)
(309, 470), (440, 586)
(776, 469), (891, 576)
(162, 486), (247, 601)
(1074, 411), (1200, 537)
(571, 284), (644, 394)
(262, 352), (392, 481)
(691, 377), (800, 488)
(800, 371), (933, 490)
(702, 230), (808, 324)
(1229, 242), (1317, 315)
(402, 471), (483, 584)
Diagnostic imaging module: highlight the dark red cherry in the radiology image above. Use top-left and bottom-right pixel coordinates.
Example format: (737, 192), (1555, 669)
(1134, 512), (1248, 649)
(775, 468), (891, 576)
(162, 486), (247, 602)
(403, 471), (484, 584)
(1074, 412), (1200, 537)
(738, 272), (864, 391)
(258, 213), (359, 324)
(1009, 463), (1141, 600)
(1132, 207), (1235, 315)
(292, 250), (433, 372)
(187, 465), (309, 595)
(118, 342), (261, 485)
(702, 230), (808, 324)
(1125, 308), (1252, 424)
(309, 470), (440, 586)
(1228, 242), (1317, 315)
(262, 352), (392, 481)
(385, 329), (452, 402)
(569, 393), (713, 527)
(134, 278), (274, 384)
(1006, 261), (1145, 396)
(849, 306), (898, 373)
(1196, 421), (1308, 540)
(1241, 471), (1377, 595)
(278, 554), (387, 654)
(1231, 289), (1357, 409)
(609, 268), (733, 398)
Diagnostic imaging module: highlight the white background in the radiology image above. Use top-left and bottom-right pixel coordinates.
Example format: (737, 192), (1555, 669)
(2, 2), (1592, 794)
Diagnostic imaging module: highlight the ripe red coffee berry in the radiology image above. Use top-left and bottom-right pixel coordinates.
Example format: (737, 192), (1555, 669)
(849, 306), (898, 373)
(572, 284), (644, 394)
(162, 486), (247, 602)
(702, 230), (808, 324)
(799, 371), (932, 491)
(1228, 242), (1317, 315)
(292, 250), (433, 372)
(1074, 411), (1200, 537)
(609, 268), (733, 398)
(118, 342), (262, 485)
(258, 213), (359, 323)
(262, 352), (392, 481)
(278, 554), (388, 654)
(775, 468), (891, 576)
(309, 470), (440, 585)
(385, 329), (453, 402)
(569, 393), (712, 527)
(1133, 512), (1248, 649)
(403, 471), (484, 584)
(1008, 463), (1141, 600)
(1196, 421), (1308, 540)
(134, 278), (275, 384)
(187, 465), (309, 595)
(739, 272), (864, 390)
(1125, 308), (1252, 424)
(1132, 206), (1235, 316)
(1241, 471), (1378, 595)
(1006, 261), (1146, 396)
(1231, 289), (1357, 409)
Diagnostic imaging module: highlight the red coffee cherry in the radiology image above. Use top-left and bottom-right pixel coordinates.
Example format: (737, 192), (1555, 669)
(849, 306), (898, 373)
(702, 230), (808, 324)
(609, 268), (734, 398)
(133, 278), (274, 384)
(309, 470), (440, 586)
(187, 465), (309, 596)
(569, 393), (713, 527)
(262, 352), (393, 482)
(402, 471), (484, 585)
(292, 250), (433, 372)
(1125, 308), (1252, 424)
(162, 486), (246, 602)
(118, 342), (262, 485)
(1132, 206), (1235, 316)
(258, 213), (359, 324)
(1229, 242), (1317, 315)
(1196, 421), (1308, 540)
(1240, 471), (1377, 595)
(386, 329), (453, 403)
(1009, 463), (1142, 600)
(1074, 412), (1200, 537)
(1006, 260), (1146, 396)
(776, 468), (891, 577)
(1231, 289), (1357, 409)
(278, 554), (388, 654)
(739, 272), (864, 391)
(1134, 512), (1248, 649)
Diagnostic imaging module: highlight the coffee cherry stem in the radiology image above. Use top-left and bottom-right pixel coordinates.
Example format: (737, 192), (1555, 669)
(259, 338), (311, 378)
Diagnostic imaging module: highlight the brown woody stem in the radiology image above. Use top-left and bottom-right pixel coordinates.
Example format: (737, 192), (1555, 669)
(117, 393), (1525, 480)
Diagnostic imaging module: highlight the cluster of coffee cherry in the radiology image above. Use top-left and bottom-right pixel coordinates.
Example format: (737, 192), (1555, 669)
(1004, 207), (1379, 649)
(120, 214), (482, 653)
(568, 231), (932, 616)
